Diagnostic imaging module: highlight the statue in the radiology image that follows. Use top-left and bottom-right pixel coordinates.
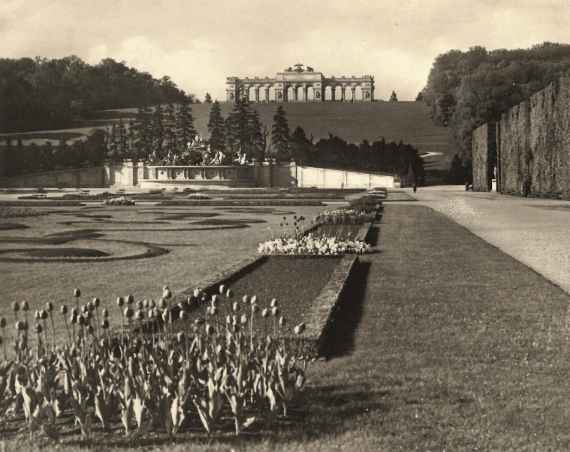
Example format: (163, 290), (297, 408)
(294, 63), (304, 72)
(307, 66), (314, 72)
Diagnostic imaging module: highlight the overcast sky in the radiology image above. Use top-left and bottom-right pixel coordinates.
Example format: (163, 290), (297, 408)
(2, 0), (569, 101)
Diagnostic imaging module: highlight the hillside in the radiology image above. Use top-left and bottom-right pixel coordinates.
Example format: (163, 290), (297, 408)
(1, 101), (452, 175)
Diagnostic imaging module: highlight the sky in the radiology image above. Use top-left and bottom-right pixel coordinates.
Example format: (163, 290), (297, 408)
(1, 0), (570, 101)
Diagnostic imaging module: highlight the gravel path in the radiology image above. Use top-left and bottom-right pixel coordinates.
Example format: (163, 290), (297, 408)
(408, 186), (570, 295)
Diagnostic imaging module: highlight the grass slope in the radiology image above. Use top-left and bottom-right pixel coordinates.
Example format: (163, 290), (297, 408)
(1, 102), (452, 172)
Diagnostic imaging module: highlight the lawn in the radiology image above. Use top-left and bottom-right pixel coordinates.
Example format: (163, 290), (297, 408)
(4, 203), (570, 450)
(0, 203), (328, 341)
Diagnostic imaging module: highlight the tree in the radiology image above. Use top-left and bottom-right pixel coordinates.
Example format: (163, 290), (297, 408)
(204, 93), (213, 103)
(290, 126), (313, 164)
(389, 90), (398, 102)
(271, 105), (290, 161)
(415, 91), (424, 101)
(151, 104), (164, 161)
(207, 101), (225, 153)
(175, 98), (196, 154)
(131, 105), (153, 160)
(163, 103), (178, 162)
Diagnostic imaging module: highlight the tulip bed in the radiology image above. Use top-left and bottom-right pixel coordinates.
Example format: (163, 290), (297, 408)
(0, 288), (310, 443)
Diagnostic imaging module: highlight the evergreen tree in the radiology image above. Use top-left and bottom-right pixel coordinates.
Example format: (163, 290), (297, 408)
(290, 126), (313, 164)
(207, 101), (226, 153)
(132, 105), (153, 161)
(247, 109), (264, 161)
(389, 90), (398, 102)
(175, 98), (196, 155)
(151, 104), (165, 161)
(204, 93), (213, 103)
(415, 91), (424, 101)
(225, 99), (251, 161)
(271, 105), (290, 161)
(163, 103), (177, 162)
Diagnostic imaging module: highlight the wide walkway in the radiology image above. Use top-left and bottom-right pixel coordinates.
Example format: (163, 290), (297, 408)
(409, 186), (570, 295)
(297, 204), (570, 451)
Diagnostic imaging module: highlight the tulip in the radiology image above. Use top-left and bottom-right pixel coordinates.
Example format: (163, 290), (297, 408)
(135, 310), (144, 321)
(123, 307), (134, 319)
(293, 322), (305, 335)
(142, 299), (149, 308)
(218, 284), (225, 295)
(251, 304), (259, 314)
(205, 324), (214, 335)
(232, 302), (239, 313)
(162, 287), (172, 300)
(101, 319), (109, 330)
(92, 297), (100, 308)
(46, 301), (53, 312)
(40, 310), (48, 320)
(226, 289), (232, 298)
(261, 308), (269, 318)
(250, 295), (257, 305)
(136, 300), (143, 310)
(0, 318), (6, 329)
(240, 314), (248, 325)
(242, 295), (249, 304)
(11, 302), (19, 313)
(21, 301), (29, 312)
(271, 307), (279, 317)
(279, 316), (286, 327)
(116, 297), (124, 307)
(73, 288), (81, 298)
(179, 310), (186, 320)
(34, 323), (43, 334)
(211, 294), (217, 304)
(102, 308), (109, 318)
(270, 298), (278, 308)
(194, 288), (201, 298)
(127, 294), (135, 304)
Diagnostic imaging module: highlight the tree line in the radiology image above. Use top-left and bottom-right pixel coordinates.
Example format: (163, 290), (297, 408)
(0, 56), (191, 133)
(4, 100), (424, 184)
(421, 42), (570, 180)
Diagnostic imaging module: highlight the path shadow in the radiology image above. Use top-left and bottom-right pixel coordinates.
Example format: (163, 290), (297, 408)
(319, 260), (370, 359)
(366, 225), (380, 246)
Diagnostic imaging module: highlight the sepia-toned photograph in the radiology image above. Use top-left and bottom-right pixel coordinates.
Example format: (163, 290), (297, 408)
(0, 0), (569, 450)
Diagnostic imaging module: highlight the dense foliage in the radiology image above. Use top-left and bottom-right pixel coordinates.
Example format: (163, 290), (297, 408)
(0, 56), (190, 133)
(422, 42), (570, 168)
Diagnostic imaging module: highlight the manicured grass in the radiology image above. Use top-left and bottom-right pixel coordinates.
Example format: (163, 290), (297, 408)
(0, 204), (327, 342)
(25, 247), (110, 258)
(0, 222), (28, 230)
(5, 204), (570, 450)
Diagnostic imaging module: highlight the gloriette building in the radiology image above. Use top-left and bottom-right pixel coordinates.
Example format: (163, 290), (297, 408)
(226, 64), (374, 103)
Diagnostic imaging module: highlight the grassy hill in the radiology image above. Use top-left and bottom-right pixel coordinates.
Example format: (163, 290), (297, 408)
(1, 101), (452, 176)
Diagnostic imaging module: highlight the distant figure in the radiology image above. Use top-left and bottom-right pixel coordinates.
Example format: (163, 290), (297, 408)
(413, 182), (417, 193)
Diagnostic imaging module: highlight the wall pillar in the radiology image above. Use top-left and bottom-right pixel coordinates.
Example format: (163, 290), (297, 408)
(303, 85), (308, 102)
(265, 87), (270, 102)
(351, 86), (356, 102)
(341, 86), (346, 102)
(331, 87), (336, 101)
(254, 87), (260, 102)
(293, 86), (298, 102)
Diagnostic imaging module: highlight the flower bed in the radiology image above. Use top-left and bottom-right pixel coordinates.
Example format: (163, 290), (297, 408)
(314, 208), (376, 225)
(103, 196), (135, 206)
(258, 233), (371, 255)
(0, 289), (309, 442)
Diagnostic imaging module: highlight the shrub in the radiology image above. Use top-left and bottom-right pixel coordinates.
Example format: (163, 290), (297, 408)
(187, 193), (211, 200)
(315, 208), (375, 225)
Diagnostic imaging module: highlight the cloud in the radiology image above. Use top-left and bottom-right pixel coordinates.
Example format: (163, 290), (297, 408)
(1, 0), (569, 101)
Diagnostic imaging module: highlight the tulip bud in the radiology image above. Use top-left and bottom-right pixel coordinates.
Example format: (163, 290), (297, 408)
(271, 307), (279, 317)
(218, 284), (225, 295)
(102, 308), (109, 318)
(232, 302), (239, 313)
(210, 306), (217, 316)
(251, 304), (259, 314)
(101, 319), (109, 330)
(279, 316), (286, 327)
(40, 310), (48, 320)
(211, 294), (217, 304)
(162, 287), (172, 300)
(35, 310), (41, 321)
(60, 305), (68, 315)
(136, 300), (143, 310)
(179, 310), (186, 320)
(194, 288), (201, 298)
(135, 310), (144, 321)
(176, 332), (185, 343)
(46, 301), (54, 312)
(127, 294), (135, 304)
(270, 298), (278, 308)
(21, 301), (29, 312)
(293, 322), (305, 335)
(240, 314), (248, 325)
(242, 295), (249, 304)
(73, 288), (81, 298)
(0, 318), (6, 328)
(116, 297), (124, 307)
(250, 295), (257, 305)
(148, 309), (154, 319)
(11, 302), (19, 313)
(205, 324), (214, 335)
(92, 297), (100, 308)
(161, 310), (169, 323)
(123, 307), (133, 319)
(158, 298), (168, 310)
(226, 289), (232, 298)
(35, 323), (43, 334)
(261, 308), (269, 318)
(142, 299), (149, 308)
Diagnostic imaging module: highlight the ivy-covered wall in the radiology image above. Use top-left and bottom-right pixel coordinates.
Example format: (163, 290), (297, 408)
(473, 77), (570, 199)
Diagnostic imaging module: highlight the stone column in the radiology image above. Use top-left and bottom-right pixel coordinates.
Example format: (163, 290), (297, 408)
(293, 86), (298, 102)
(341, 86), (346, 102)
(255, 87), (260, 103)
(351, 86), (356, 102)
(331, 87), (336, 101)
(265, 87), (270, 102)
(304, 85), (308, 102)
